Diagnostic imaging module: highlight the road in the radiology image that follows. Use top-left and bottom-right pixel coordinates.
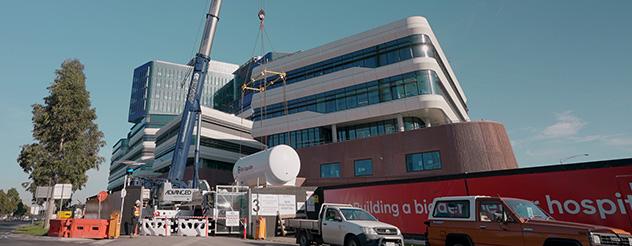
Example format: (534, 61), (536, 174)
(0, 221), (29, 234)
(1, 235), (296, 246)
(0, 220), (296, 246)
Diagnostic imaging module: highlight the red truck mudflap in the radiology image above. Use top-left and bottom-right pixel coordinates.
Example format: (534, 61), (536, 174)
(323, 159), (632, 235)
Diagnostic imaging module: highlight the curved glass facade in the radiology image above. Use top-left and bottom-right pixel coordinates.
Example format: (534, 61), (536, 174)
(248, 34), (436, 93)
(252, 70), (446, 121)
(337, 119), (397, 142)
(264, 117), (426, 149)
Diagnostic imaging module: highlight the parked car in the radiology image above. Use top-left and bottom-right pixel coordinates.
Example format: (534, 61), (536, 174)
(287, 203), (404, 246)
(426, 196), (632, 246)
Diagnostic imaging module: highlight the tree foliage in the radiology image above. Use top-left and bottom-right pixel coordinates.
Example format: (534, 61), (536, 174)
(14, 201), (27, 217)
(17, 59), (105, 195)
(0, 188), (22, 216)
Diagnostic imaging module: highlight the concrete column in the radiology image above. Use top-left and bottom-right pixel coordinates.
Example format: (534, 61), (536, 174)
(397, 114), (405, 132)
(331, 124), (338, 143)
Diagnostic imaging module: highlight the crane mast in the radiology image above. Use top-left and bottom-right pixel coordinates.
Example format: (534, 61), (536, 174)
(167, 0), (222, 188)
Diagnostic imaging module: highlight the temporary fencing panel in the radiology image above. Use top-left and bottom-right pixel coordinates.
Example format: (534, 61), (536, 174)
(141, 217), (172, 236)
(176, 217), (209, 237)
(214, 186), (249, 235)
(324, 162), (632, 235)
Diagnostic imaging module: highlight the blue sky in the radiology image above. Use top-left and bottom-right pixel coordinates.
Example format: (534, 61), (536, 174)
(1, 0), (631, 202)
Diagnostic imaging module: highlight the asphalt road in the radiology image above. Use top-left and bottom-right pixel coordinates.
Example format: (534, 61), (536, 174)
(0, 220), (296, 246)
(0, 221), (29, 234)
(0, 235), (296, 246)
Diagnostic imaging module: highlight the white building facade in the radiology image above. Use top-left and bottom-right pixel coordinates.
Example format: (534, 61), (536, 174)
(108, 60), (239, 191)
(247, 16), (470, 148)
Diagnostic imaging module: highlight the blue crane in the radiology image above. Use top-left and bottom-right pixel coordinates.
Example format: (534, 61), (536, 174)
(167, 0), (223, 188)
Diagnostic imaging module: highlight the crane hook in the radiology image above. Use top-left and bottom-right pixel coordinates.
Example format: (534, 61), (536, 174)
(258, 9), (265, 22)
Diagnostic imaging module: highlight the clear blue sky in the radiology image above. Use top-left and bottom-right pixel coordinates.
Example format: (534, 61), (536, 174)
(1, 0), (631, 202)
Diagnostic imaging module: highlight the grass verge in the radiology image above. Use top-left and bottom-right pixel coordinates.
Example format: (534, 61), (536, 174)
(14, 222), (48, 236)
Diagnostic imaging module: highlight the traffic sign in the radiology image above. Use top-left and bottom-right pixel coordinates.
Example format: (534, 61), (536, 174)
(97, 191), (108, 202)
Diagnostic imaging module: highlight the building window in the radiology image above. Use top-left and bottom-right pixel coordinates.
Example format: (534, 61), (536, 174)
(403, 117), (425, 131)
(252, 69), (447, 122)
(320, 163), (341, 178)
(406, 151), (442, 172)
(354, 159), (373, 176)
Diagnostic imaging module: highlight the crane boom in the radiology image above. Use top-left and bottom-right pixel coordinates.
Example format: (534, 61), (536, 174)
(167, 0), (223, 188)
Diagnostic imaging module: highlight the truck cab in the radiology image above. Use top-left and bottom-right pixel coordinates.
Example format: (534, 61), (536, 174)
(288, 203), (404, 246)
(426, 196), (632, 246)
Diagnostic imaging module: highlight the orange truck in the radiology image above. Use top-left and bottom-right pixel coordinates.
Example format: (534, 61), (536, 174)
(425, 196), (632, 246)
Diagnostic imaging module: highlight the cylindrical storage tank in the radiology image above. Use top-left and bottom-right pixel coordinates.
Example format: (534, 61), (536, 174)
(233, 145), (301, 187)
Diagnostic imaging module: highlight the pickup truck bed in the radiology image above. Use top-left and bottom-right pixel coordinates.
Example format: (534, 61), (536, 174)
(286, 218), (319, 231)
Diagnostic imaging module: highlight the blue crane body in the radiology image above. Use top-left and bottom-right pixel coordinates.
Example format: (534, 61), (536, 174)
(167, 0), (223, 188)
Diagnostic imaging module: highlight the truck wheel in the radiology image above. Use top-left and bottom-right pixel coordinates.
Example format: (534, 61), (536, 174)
(344, 236), (360, 246)
(297, 231), (310, 246)
(447, 238), (469, 246)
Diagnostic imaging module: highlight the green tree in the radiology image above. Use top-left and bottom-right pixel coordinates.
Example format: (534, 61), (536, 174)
(6, 188), (21, 214)
(14, 201), (27, 217)
(0, 190), (7, 215)
(17, 59), (105, 228)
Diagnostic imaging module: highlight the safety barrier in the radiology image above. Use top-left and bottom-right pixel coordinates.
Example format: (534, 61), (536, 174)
(69, 219), (108, 239)
(176, 217), (209, 237)
(141, 217), (172, 236)
(48, 219), (72, 237)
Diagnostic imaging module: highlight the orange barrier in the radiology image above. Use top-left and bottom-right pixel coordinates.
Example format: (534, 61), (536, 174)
(107, 212), (121, 239)
(69, 219), (109, 239)
(48, 219), (72, 237)
(254, 217), (266, 240)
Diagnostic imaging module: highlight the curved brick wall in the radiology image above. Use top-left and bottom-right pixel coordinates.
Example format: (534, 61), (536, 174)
(299, 121), (517, 186)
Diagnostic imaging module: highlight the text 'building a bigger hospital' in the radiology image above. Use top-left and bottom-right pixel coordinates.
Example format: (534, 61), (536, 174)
(240, 16), (518, 186)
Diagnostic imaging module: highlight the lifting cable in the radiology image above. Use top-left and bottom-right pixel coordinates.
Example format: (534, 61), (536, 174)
(238, 0), (290, 153)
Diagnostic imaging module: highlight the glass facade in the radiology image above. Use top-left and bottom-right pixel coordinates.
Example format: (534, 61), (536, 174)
(264, 117), (426, 149)
(263, 127), (332, 150)
(129, 61), (235, 123)
(320, 162), (341, 178)
(404, 117), (426, 131)
(406, 151), (442, 172)
(214, 52), (293, 114)
(337, 119), (398, 142)
(354, 159), (373, 176)
(249, 34), (436, 92)
(252, 70), (445, 121)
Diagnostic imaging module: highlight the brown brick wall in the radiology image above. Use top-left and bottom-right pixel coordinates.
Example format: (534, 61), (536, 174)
(298, 121), (517, 186)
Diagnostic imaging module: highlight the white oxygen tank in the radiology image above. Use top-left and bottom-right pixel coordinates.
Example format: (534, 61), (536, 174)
(232, 145), (301, 187)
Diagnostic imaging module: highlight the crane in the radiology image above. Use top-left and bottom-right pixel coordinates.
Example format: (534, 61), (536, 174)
(167, 0), (223, 189)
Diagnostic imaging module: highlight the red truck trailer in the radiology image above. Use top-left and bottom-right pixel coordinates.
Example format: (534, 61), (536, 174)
(321, 158), (632, 236)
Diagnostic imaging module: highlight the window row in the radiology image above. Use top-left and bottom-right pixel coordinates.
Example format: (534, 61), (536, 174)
(265, 117), (427, 150)
(263, 127), (332, 150)
(319, 159), (373, 178)
(247, 34), (436, 96)
(337, 119), (398, 142)
(406, 151), (442, 172)
(252, 70), (445, 121)
(319, 151), (442, 178)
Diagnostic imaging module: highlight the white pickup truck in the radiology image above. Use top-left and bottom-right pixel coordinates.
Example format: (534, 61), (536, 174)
(286, 203), (404, 246)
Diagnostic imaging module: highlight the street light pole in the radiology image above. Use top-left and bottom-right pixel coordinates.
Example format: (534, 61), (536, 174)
(119, 174), (129, 228)
(560, 153), (589, 164)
